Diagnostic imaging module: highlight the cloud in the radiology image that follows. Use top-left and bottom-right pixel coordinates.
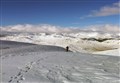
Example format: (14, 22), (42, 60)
(1, 24), (119, 33)
(1, 24), (81, 33)
(81, 1), (120, 18)
(84, 24), (120, 33)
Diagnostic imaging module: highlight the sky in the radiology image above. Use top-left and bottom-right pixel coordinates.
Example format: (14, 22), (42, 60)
(0, 0), (120, 32)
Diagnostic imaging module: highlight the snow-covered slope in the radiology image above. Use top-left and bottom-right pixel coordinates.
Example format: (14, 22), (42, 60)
(1, 40), (120, 83)
(93, 48), (120, 56)
(0, 40), (66, 55)
(0, 32), (119, 55)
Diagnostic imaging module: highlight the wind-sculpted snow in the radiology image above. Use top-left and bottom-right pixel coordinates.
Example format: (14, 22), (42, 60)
(1, 40), (120, 83)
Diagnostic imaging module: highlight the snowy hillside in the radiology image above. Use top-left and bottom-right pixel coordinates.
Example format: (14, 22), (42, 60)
(93, 48), (120, 56)
(0, 32), (120, 55)
(1, 40), (120, 83)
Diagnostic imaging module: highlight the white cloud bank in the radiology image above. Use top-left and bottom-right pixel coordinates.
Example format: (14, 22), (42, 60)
(1, 24), (119, 33)
(1, 24), (80, 33)
(85, 24), (120, 32)
(81, 1), (120, 18)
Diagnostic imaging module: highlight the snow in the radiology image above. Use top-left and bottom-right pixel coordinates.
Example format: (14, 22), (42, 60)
(0, 32), (119, 54)
(0, 32), (120, 83)
(93, 48), (120, 56)
(1, 41), (120, 83)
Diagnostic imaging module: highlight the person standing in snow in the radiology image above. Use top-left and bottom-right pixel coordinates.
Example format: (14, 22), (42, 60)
(66, 46), (69, 52)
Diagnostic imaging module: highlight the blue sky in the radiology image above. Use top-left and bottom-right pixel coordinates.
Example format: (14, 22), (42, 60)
(1, 0), (120, 27)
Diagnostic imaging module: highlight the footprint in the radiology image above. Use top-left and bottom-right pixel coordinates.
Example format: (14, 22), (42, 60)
(14, 76), (17, 79)
(20, 75), (25, 80)
(8, 77), (13, 83)
(17, 72), (21, 76)
(8, 79), (12, 83)
(17, 80), (21, 83)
